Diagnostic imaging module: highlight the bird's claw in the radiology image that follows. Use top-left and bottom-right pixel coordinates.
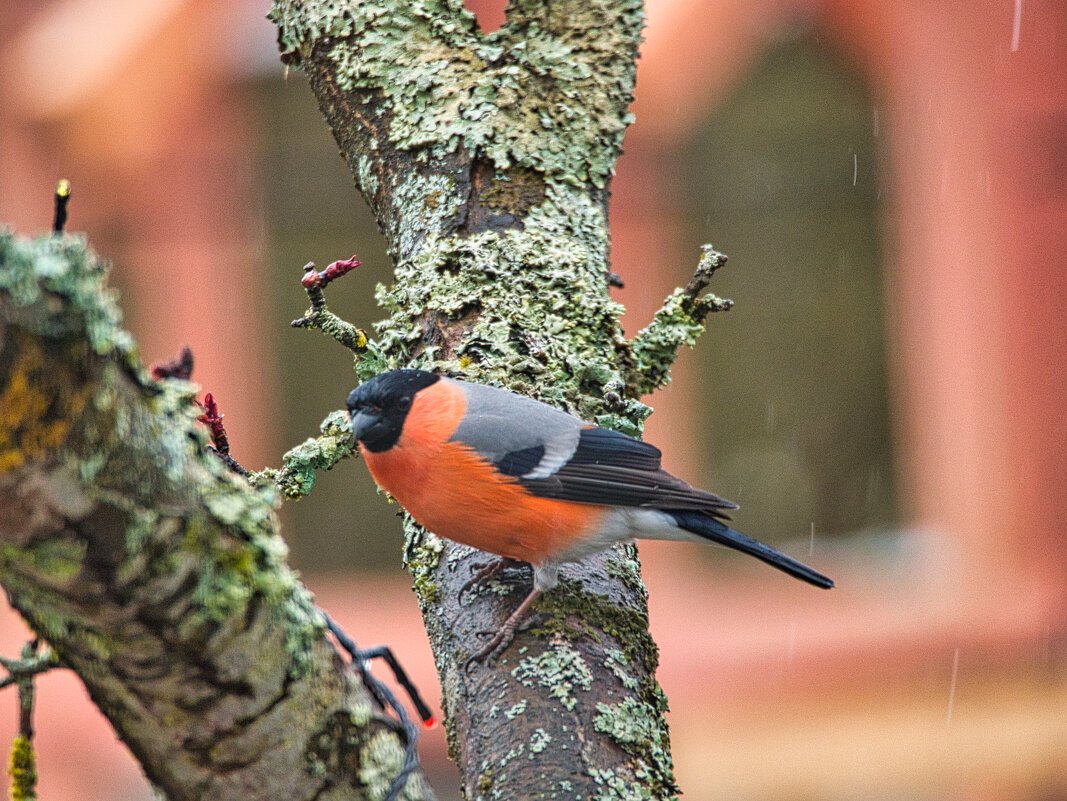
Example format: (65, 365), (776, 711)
(464, 626), (516, 671)
(459, 559), (502, 602)
(463, 589), (544, 671)
(460, 557), (526, 603)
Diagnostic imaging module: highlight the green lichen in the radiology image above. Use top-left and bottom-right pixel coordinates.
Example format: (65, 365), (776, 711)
(0, 230), (137, 366)
(603, 546), (647, 601)
(603, 649), (640, 692)
(17, 538), (85, 584)
(504, 699), (527, 719)
(528, 727), (552, 755)
(4, 231), (328, 679)
(358, 730), (409, 801)
(499, 742), (524, 769)
(0, 545), (75, 645)
(270, 0), (644, 189)
(183, 474), (325, 677)
(532, 577), (660, 694)
(262, 410), (356, 499)
(624, 245), (733, 396)
(591, 697), (678, 800)
(511, 641), (592, 712)
(387, 173), (463, 261)
(1, 237), (135, 473)
(525, 574), (676, 789)
(407, 526), (444, 605)
(588, 767), (659, 801)
(371, 211), (649, 424)
(594, 697), (661, 752)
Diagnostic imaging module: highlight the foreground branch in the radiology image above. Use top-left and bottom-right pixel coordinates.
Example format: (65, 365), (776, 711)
(0, 231), (432, 801)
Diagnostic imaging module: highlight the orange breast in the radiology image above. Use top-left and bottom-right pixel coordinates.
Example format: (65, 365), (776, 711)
(360, 378), (605, 565)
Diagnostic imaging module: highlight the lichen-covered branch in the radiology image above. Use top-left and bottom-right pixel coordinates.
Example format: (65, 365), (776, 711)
(291, 258), (372, 355)
(0, 642), (59, 692)
(268, 0), (698, 797)
(623, 245), (733, 396)
(253, 410), (356, 500)
(3, 640), (54, 801)
(0, 231), (433, 801)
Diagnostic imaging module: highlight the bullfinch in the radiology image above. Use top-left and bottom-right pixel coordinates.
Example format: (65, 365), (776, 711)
(347, 369), (833, 660)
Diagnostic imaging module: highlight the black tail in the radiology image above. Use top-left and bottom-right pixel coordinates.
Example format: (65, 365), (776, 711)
(670, 511), (834, 589)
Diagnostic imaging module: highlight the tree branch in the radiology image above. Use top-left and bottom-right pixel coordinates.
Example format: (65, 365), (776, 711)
(623, 244), (733, 396)
(291, 258), (372, 355)
(0, 230), (432, 801)
(269, 0), (691, 797)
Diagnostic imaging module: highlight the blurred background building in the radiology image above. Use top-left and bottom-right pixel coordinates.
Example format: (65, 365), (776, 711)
(1, 0), (1065, 798)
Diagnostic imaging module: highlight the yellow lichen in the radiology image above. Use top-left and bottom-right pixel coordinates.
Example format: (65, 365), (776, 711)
(8, 734), (37, 801)
(0, 339), (90, 472)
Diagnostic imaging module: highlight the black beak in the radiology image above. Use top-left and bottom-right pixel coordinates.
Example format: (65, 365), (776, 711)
(350, 409), (387, 445)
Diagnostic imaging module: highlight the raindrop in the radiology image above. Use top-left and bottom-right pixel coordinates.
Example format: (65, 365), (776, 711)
(1011, 0), (1022, 52)
(853, 153), (858, 186)
(946, 647), (960, 724)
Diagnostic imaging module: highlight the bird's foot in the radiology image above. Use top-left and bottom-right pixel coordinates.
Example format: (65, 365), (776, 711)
(465, 622), (518, 669)
(460, 557), (524, 602)
(464, 587), (542, 670)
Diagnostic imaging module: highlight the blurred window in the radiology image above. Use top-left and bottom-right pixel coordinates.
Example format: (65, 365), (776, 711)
(682, 35), (898, 547)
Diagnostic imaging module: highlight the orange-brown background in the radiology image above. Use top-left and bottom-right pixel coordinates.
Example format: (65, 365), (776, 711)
(1, 1), (1064, 799)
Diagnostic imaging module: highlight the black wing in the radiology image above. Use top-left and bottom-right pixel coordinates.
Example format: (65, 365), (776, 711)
(494, 445), (546, 477)
(515, 427), (738, 514)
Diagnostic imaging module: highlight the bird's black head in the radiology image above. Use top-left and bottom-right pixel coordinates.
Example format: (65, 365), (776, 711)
(346, 369), (440, 452)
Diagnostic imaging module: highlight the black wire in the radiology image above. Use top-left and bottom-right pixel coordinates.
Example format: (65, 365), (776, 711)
(355, 646), (434, 725)
(322, 611), (428, 801)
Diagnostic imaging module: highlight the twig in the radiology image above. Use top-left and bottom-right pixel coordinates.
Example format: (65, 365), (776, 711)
(150, 345), (195, 380)
(2, 641), (60, 801)
(198, 394), (251, 477)
(291, 257), (371, 354)
(52, 180), (71, 235)
(680, 245), (731, 314)
(0, 643), (60, 693)
(623, 244), (733, 396)
(250, 411), (355, 499)
(149, 349), (249, 476)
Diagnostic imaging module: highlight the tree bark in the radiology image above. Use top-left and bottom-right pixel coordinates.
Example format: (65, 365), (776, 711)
(0, 230), (432, 801)
(269, 1), (726, 798)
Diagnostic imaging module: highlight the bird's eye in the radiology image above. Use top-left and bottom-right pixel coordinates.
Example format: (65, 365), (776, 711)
(397, 395), (412, 410)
